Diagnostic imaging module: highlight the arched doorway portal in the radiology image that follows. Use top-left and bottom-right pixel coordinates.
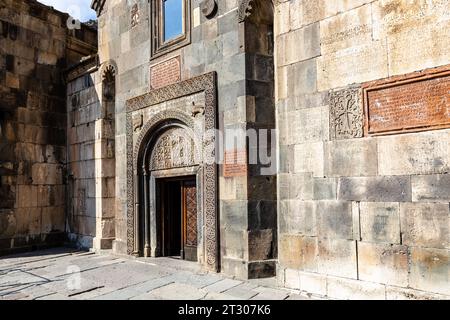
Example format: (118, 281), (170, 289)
(137, 121), (201, 262)
(126, 72), (219, 272)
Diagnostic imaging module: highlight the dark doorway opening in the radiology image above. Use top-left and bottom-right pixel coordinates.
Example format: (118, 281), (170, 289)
(157, 176), (198, 262)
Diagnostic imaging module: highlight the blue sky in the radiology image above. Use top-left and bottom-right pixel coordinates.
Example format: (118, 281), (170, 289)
(37, 0), (97, 22)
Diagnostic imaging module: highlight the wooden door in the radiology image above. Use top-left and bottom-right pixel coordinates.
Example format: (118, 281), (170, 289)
(182, 179), (198, 262)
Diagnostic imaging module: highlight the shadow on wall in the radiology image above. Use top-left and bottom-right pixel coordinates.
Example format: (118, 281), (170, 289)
(66, 62), (116, 251)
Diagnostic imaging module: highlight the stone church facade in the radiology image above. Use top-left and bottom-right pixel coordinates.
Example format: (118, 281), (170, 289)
(1, 0), (449, 299)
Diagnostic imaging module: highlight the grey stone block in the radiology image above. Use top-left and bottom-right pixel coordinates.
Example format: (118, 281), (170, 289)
(400, 203), (450, 249)
(316, 201), (353, 240)
(338, 176), (412, 202)
(360, 202), (401, 244)
(313, 178), (337, 200)
(412, 175), (450, 202)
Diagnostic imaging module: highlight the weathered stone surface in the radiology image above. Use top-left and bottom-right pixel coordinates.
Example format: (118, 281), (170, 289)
(279, 235), (318, 272)
(299, 271), (327, 296)
(386, 286), (450, 300)
(409, 247), (450, 296)
(400, 203), (450, 249)
(412, 175), (450, 202)
(372, 0), (450, 76)
(317, 41), (388, 91)
(326, 276), (386, 300)
(277, 22), (321, 66)
(279, 200), (316, 236)
(338, 176), (412, 202)
(318, 239), (357, 279)
(313, 178), (337, 200)
(378, 130), (450, 176)
(358, 242), (408, 287)
(288, 106), (329, 145)
(279, 173), (314, 201)
(319, 4), (373, 55)
(316, 201), (353, 240)
(359, 202), (401, 244)
(293, 142), (324, 177)
(325, 139), (377, 177)
(284, 268), (300, 289)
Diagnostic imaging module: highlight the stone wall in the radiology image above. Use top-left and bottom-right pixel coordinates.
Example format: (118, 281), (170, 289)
(275, 0), (450, 299)
(96, 0), (277, 278)
(0, 0), (96, 255)
(66, 56), (115, 250)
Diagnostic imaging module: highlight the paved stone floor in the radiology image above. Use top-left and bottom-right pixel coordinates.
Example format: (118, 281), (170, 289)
(0, 248), (314, 300)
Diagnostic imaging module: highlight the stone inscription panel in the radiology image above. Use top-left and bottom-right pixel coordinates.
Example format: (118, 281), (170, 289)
(364, 69), (450, 135)
(150, 56), (181, 90)
(223, 150), (247, 178)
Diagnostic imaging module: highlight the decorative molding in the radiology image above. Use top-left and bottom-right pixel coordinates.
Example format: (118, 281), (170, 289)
(126, 72), (219, 271)
(127, 72), (216, 112)
(329, 87), (364, 140)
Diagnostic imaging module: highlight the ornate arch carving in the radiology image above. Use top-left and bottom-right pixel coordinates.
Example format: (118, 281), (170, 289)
(132, 110), (198, 172)
(238, 0), (274, 24)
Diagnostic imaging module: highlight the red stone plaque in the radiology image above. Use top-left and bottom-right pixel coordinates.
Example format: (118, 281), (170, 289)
(150, 56), (181, 90)
(363, 67), (450, 135)
(223, 150), (247, 178)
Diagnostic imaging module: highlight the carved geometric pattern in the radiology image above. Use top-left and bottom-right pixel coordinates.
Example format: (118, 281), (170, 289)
(185, 184), (197, 247)
(131, 4), (140, 28)
(149, 127), (196, 171)
(329, 87), (364, 140)
(126, 72), (218, 271)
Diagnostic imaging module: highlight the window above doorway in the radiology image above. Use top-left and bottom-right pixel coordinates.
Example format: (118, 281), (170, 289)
(151, 0), (191, 59)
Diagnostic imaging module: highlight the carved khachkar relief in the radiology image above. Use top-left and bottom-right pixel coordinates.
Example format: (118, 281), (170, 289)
(126, 72), (218, 271)
(149, 127), (196, 170)
(329, 88), (364, 140)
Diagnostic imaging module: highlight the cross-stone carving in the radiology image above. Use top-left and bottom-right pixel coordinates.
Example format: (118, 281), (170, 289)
(329, 88), (364, 140)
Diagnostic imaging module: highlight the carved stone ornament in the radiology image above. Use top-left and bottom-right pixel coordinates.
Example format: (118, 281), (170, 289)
(238, 0), (274, 24)
(329, 88), (364, 140)
(200, 0), (217, 18)
(191, 102), (205, 118)
(132, 113), (143, 132)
